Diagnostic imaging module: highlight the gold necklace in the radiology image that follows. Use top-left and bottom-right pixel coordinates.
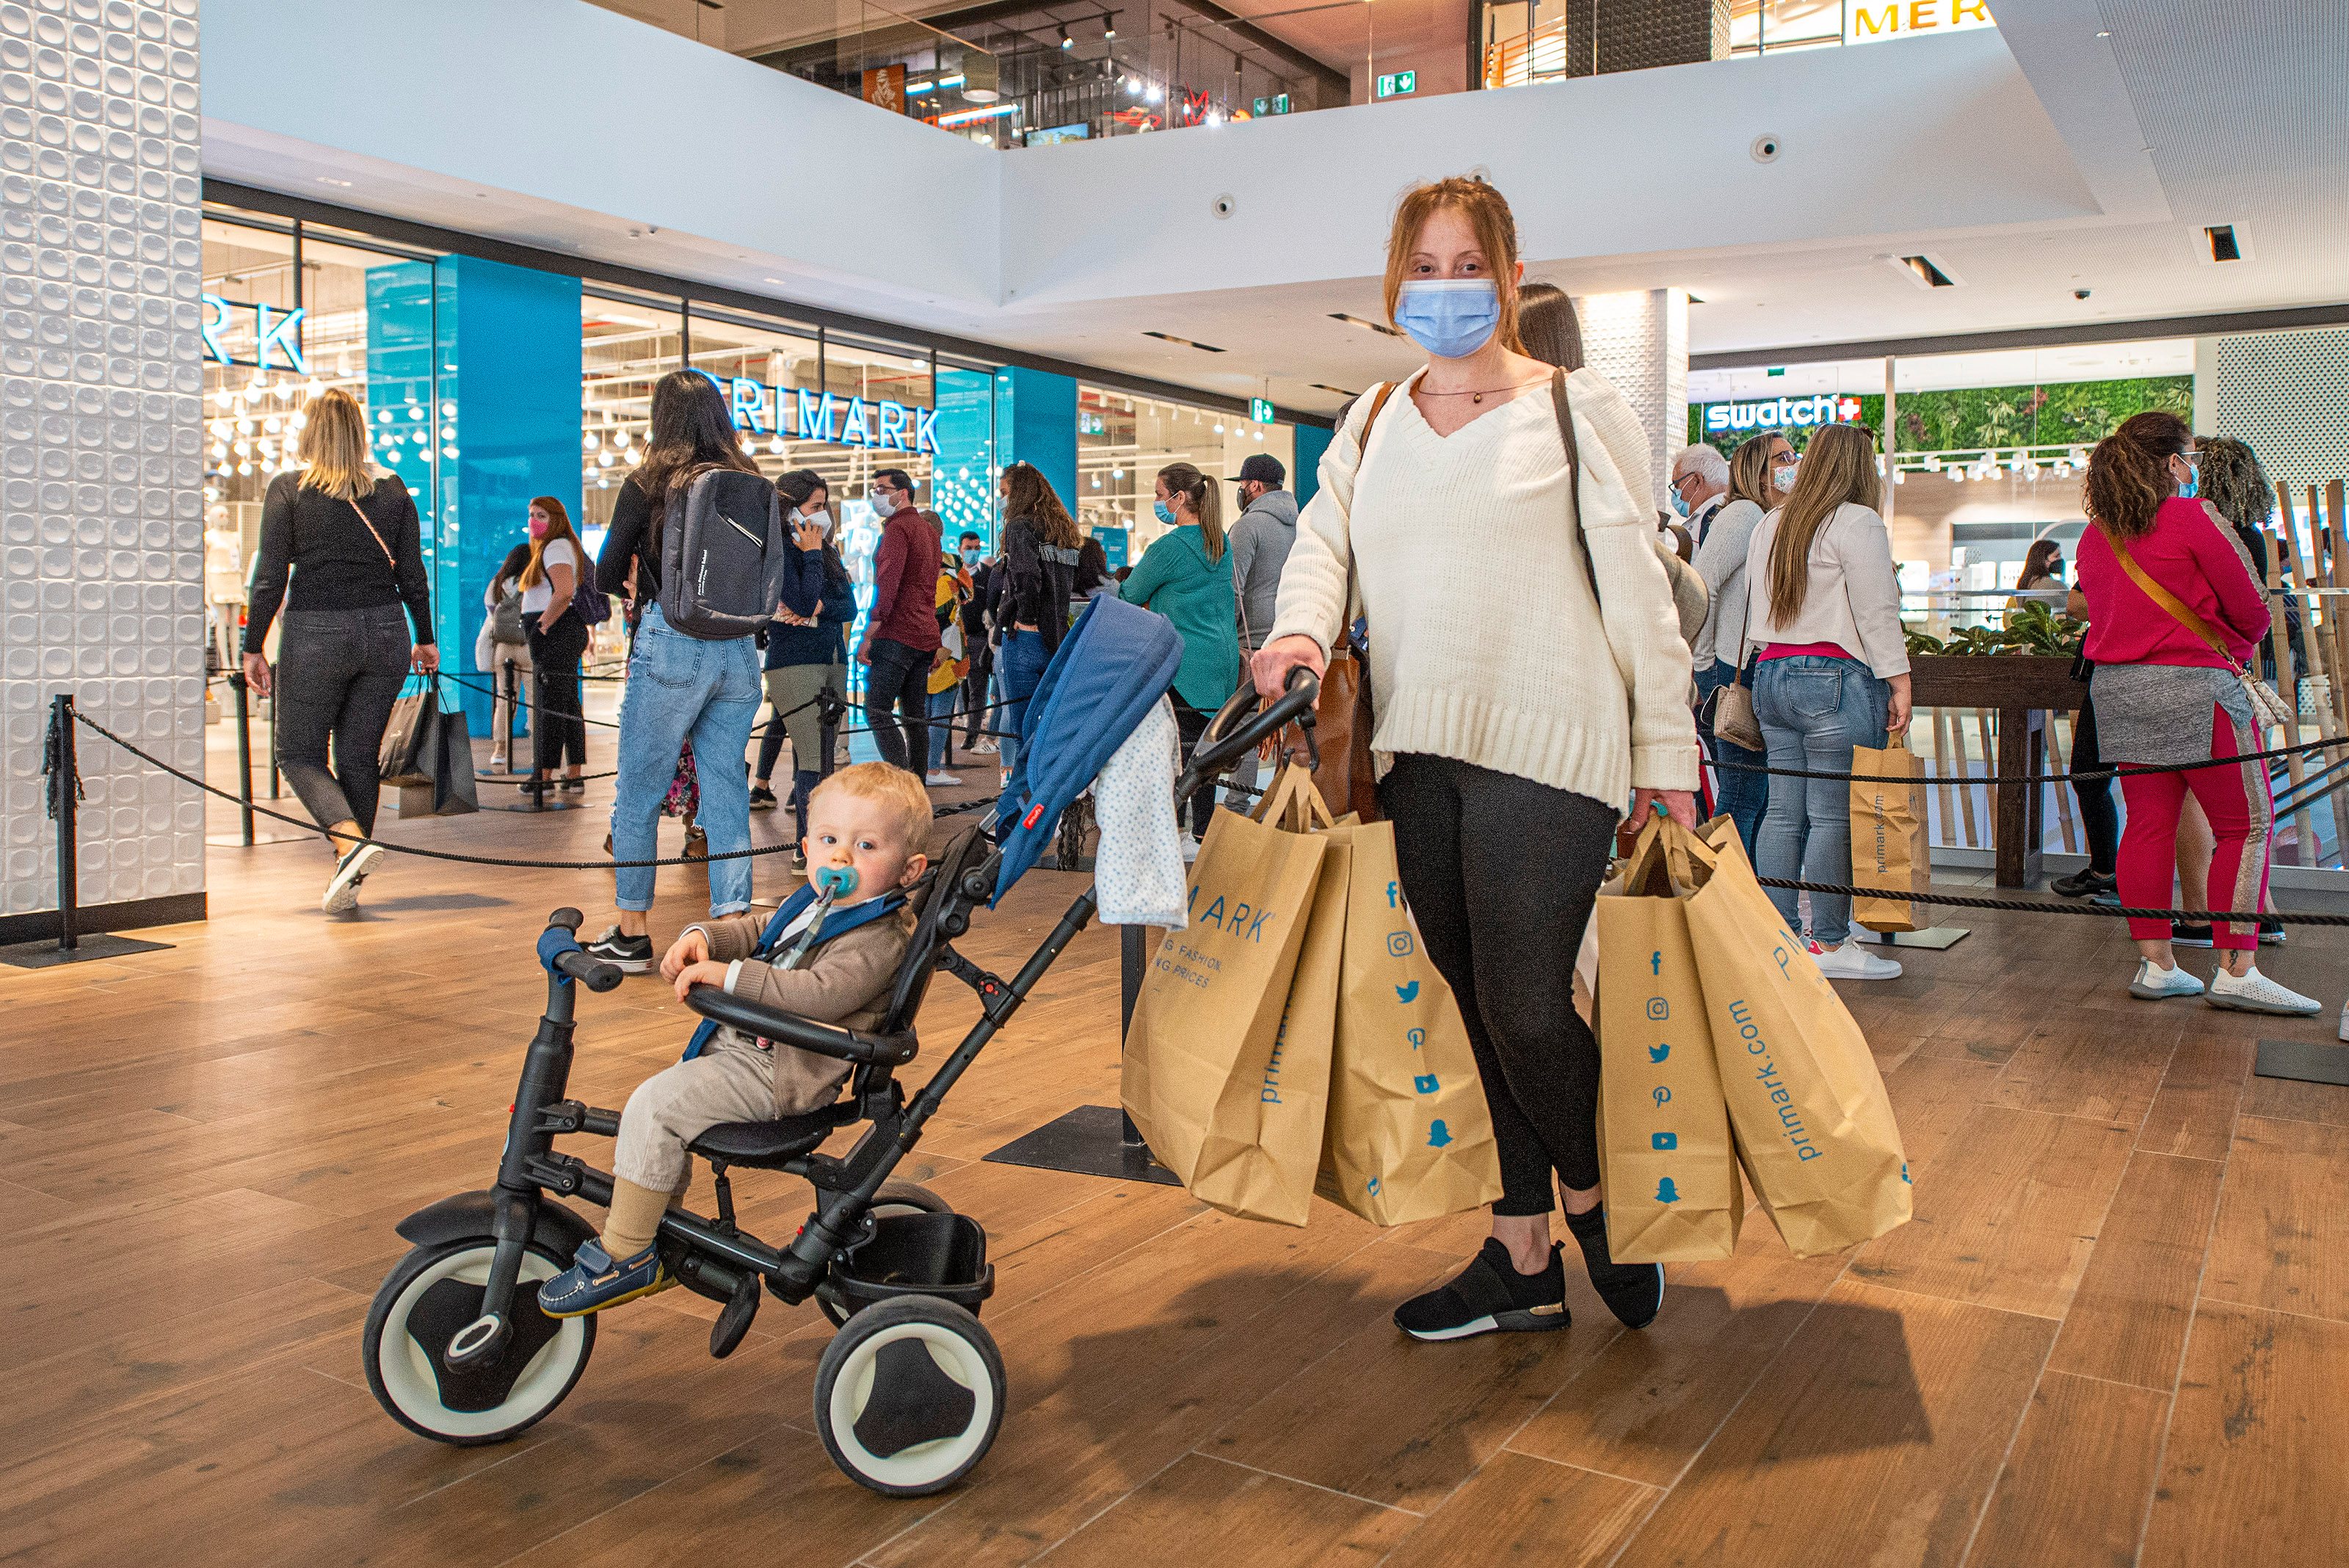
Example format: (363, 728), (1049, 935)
(1416, 376), (1550, 405)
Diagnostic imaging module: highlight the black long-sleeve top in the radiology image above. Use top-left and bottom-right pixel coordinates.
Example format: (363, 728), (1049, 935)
(596, 475), (656, 598)
(244, 472), (433, 654)
(1000, 515), (1078, 654)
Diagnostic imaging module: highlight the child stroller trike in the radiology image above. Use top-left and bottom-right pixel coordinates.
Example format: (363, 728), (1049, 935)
(360, 603), (1319, 1497)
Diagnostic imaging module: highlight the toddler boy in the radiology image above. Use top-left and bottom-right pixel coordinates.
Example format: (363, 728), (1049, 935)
(542, 762), (932, 1317)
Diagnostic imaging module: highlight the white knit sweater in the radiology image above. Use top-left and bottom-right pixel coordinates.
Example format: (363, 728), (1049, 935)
(1268, 369), (1699, 804)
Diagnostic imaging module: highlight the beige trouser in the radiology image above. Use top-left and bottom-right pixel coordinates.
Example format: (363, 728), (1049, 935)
(612, 1033), (777, 1191)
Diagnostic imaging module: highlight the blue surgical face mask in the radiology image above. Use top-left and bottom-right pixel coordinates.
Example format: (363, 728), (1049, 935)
(1393, 279), (1501, 360)
(1669, 487), (1691, 519)
(1153, 500), (1177, 526)
(2176, 458), (2200, 499)
(959, 544), (981, 565)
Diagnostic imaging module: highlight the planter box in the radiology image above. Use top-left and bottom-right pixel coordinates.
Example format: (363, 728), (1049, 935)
(1909, 653), (2088, 712)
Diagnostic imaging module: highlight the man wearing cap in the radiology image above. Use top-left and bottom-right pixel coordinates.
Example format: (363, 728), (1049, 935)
(1226, 452), (1296, 809)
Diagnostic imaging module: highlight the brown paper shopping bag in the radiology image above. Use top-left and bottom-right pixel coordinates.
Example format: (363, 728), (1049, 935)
(1315, 818), (1505, 1226)
(1685, 819), (1911, 1257)
(1851, 738), (1929, 933)
(1121, 781), (1333, 1225)
(1593, 819), (1743, 1263)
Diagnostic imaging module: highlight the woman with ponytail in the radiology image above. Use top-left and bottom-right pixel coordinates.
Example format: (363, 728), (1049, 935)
(2075, 412), (2314, 1012)
(1120, 460), (1239, 849)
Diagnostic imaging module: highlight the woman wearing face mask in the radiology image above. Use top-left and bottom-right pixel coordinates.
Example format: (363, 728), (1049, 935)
(2077, 413), (2311, 1012)
(518, 496), (590, 793)
(1690, 430), (1796, 853)
(1122, 462), (1240, 852)
(1255, 178), (1696, 1343)
(749, 471), (854, 866)
(994, 460), (1082, 780)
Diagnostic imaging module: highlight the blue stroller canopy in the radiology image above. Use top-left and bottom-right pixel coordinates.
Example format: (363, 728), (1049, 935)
(992, 595), (1184, 901)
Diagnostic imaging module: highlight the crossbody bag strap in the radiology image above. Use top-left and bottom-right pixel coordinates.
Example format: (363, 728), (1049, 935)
(345, 494), (399, 574)
(2109, 531), (2248, 676)
(1335, 380), (1401, 634)
(1549, 369), (1602, 611)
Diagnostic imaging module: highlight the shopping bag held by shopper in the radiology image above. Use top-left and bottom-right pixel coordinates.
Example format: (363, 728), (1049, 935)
(1851, 737), (1929, 933)
(1688, 819), (1912, 1257)
(1122, 782), (1333, 1226)
(1593, 817), (1743, 1263)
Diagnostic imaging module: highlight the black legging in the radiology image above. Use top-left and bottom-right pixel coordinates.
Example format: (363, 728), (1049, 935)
(274, 604), (413, 838)
(2070, 696), (2119, 876)
(1171, 696), (1221, 838)
(1379, 752), (1613, 1211)
(526, 612), (589, 774)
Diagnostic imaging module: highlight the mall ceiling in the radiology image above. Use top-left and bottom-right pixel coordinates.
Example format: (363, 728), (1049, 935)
(206, 0), (2345, 418)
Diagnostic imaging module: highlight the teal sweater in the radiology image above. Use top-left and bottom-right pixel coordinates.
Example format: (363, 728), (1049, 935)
(1119, 524), (1240, 711)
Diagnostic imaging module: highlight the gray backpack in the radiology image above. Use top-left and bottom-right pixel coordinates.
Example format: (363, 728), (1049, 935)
(656, 466), (787, 640)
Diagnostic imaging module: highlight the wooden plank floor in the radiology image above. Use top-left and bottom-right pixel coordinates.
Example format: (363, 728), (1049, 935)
(4, 729), (2348, 1567)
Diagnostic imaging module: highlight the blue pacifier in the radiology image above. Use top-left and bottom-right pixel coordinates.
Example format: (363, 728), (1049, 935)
(813, 864), (859, 899)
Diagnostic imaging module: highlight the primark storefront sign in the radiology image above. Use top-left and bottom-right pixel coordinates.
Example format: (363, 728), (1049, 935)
(708, 372), (940, 456)
(1702, 395), (1862, 435)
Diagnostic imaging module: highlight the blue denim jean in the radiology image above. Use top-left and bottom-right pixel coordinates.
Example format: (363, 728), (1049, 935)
(1753, 654), (1889, 948)
(997, 629), (1049, 780)
(611, 605), (763, 917)
(1695, 661), (1767, 857)
(927, 684), (959, 770)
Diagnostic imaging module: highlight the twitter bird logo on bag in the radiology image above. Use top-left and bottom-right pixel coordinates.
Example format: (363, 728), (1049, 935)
(1395, 980), (1419, 1003)
(1648, 1042), (1670, 1064)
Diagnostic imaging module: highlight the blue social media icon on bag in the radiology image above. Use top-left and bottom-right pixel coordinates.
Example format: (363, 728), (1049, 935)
(1655, 1177), (1681, 1204)
(1413, 1073), (1439, 1095)
(1387, 931), (1415, 957)
(1648, 1042), (1670, 1064)
(1652, 1132), (1677, 1150)
(1395, 980), (1419, 1003)
(1427, 1120), (1453, 1148)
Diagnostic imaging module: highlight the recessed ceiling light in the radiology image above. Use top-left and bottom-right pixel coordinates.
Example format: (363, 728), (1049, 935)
(1329, 312), (1402, 338)
(315, 176), (352, 187)
(1308, 382), (1357, 396)
(1142, 330), (1227, 353)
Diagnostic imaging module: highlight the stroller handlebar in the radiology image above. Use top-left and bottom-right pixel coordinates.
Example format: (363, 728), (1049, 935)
(1183, 667), (1319, 794)
(683, 984), (920, 1067)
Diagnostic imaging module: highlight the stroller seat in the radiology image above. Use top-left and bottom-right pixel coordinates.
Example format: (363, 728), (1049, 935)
(682, 822), (992, 1170)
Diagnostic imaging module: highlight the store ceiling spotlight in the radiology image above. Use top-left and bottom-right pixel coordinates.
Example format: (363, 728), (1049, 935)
(1882, 253), (1958, 289)
(1102, 12), (1115, 38)
(1329, 311), (1404, 338)
(1142, 330), (1227, 353)
(1059, 26), (1072, 48)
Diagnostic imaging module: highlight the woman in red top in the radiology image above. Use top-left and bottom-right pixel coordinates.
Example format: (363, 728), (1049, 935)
(2074, 411), (2316, 1015)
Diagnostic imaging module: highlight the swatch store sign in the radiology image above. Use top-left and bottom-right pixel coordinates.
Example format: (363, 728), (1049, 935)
(1702, 395), (1862, 436)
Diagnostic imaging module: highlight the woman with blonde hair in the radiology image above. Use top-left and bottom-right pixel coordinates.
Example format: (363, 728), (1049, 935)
(1122, 459), (1238, 850)
(1692, 429), (1796, 851)
(518, 495), (590, 791)
(1737, 421), (1909, 979)
(242, 387), (437, 914)
(1255, 176), (1696, 1341)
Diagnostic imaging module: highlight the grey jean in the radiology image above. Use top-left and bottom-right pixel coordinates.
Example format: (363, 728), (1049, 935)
(274, 604), (414, 838)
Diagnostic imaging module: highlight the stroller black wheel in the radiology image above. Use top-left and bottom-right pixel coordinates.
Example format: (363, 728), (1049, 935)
(363, 1236), (595, 1445)
(813, 1294), (1004, 1496)
(816, 1180), (954, 1328)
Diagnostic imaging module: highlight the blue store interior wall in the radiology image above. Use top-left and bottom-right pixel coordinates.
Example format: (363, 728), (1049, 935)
(995, 366), (1078, 519)
(1293, 423), (1332, 508)
(932, 366), (1000, 550)
(368, 255), (583, 732)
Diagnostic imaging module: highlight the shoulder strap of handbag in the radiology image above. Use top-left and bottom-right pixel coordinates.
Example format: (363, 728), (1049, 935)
(346, 494), (398, 574)
(1548, 369), (1602, 610)
(2107, 530), (2250, 677)
(1332, 380), (1402, 634)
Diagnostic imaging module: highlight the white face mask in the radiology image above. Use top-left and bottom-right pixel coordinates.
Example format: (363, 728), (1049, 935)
(868, 490), (897, 515)
(799, 507), (832, 535)
(1772, 461), (1799, 493)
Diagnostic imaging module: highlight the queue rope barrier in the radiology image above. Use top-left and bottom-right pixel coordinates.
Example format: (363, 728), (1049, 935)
(73, 707), (1000, 871)
(1710, 730), (2349, 785)
(67, 701), (2349, 928)
(432, 669), (1025, 748)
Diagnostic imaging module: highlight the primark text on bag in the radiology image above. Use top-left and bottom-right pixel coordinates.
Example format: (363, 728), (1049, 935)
(1850, 737), (1929, 933)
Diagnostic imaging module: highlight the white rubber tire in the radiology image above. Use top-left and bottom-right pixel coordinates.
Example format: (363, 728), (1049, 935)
(813, 1294), (1004, 1496)
(363, 1237), (595, 1445)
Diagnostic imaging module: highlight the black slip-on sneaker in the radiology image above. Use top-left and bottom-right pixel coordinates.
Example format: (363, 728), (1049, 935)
(1393, 1239), (1568, 1342)
(1564, 1205), (1665, 1329)
(322, 842), (381, 915)
(2050, 867), (2116, 899)
(748, 785), (778, 811)
(584, 926), (654, 973)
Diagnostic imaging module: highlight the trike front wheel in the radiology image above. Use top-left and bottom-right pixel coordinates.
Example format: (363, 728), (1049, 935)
(363, 1235), (595, 1445)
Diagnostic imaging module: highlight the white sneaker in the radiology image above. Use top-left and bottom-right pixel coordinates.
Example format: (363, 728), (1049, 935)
(969, 738), (998, 755)
(2129, 959), (2205, 1001)
(1809, 937), (1902, 981)
(1179, 834), (1200, 864)
(925, 771), (962, 787)
(2207, 964), (2321, 1016)
(2338, 1000), (2348, 1042)
(322, 842), (381, 915)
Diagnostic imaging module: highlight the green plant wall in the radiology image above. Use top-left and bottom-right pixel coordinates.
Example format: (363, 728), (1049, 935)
(1688, 374), (2193, 458)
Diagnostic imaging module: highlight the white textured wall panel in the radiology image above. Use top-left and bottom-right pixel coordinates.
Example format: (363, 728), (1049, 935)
(0, 0), (205, 918)
(2210, 328), (2349, 492)
(1577, 287), (1688, 507)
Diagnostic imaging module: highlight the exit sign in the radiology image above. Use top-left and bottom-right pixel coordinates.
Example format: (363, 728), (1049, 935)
(1252, 93), (1290, 116)
(1249, 397), (1274, 424)
(1375, 70), (1415, 99)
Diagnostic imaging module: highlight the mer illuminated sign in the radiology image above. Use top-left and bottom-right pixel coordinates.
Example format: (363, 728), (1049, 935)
(1703, 395), (1862, 435)
(707, 372), (940, 456)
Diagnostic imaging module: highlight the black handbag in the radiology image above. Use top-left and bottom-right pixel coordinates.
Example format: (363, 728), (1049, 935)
(379, 677), (438, 785)
(424, 700), (479, 816)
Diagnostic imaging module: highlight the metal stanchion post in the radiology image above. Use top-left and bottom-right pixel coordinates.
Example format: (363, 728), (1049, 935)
(51, 694), (76, 955)
(231, 671), (254, 847)
(504, 661), (518, 766)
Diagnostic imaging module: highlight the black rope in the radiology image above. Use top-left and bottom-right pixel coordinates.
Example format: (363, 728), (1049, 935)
(435, 672), (624, 730)
(81, 711), (995, 870)
(1750, 874), (2347, 929)
(1711, 731), (2348, 785)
